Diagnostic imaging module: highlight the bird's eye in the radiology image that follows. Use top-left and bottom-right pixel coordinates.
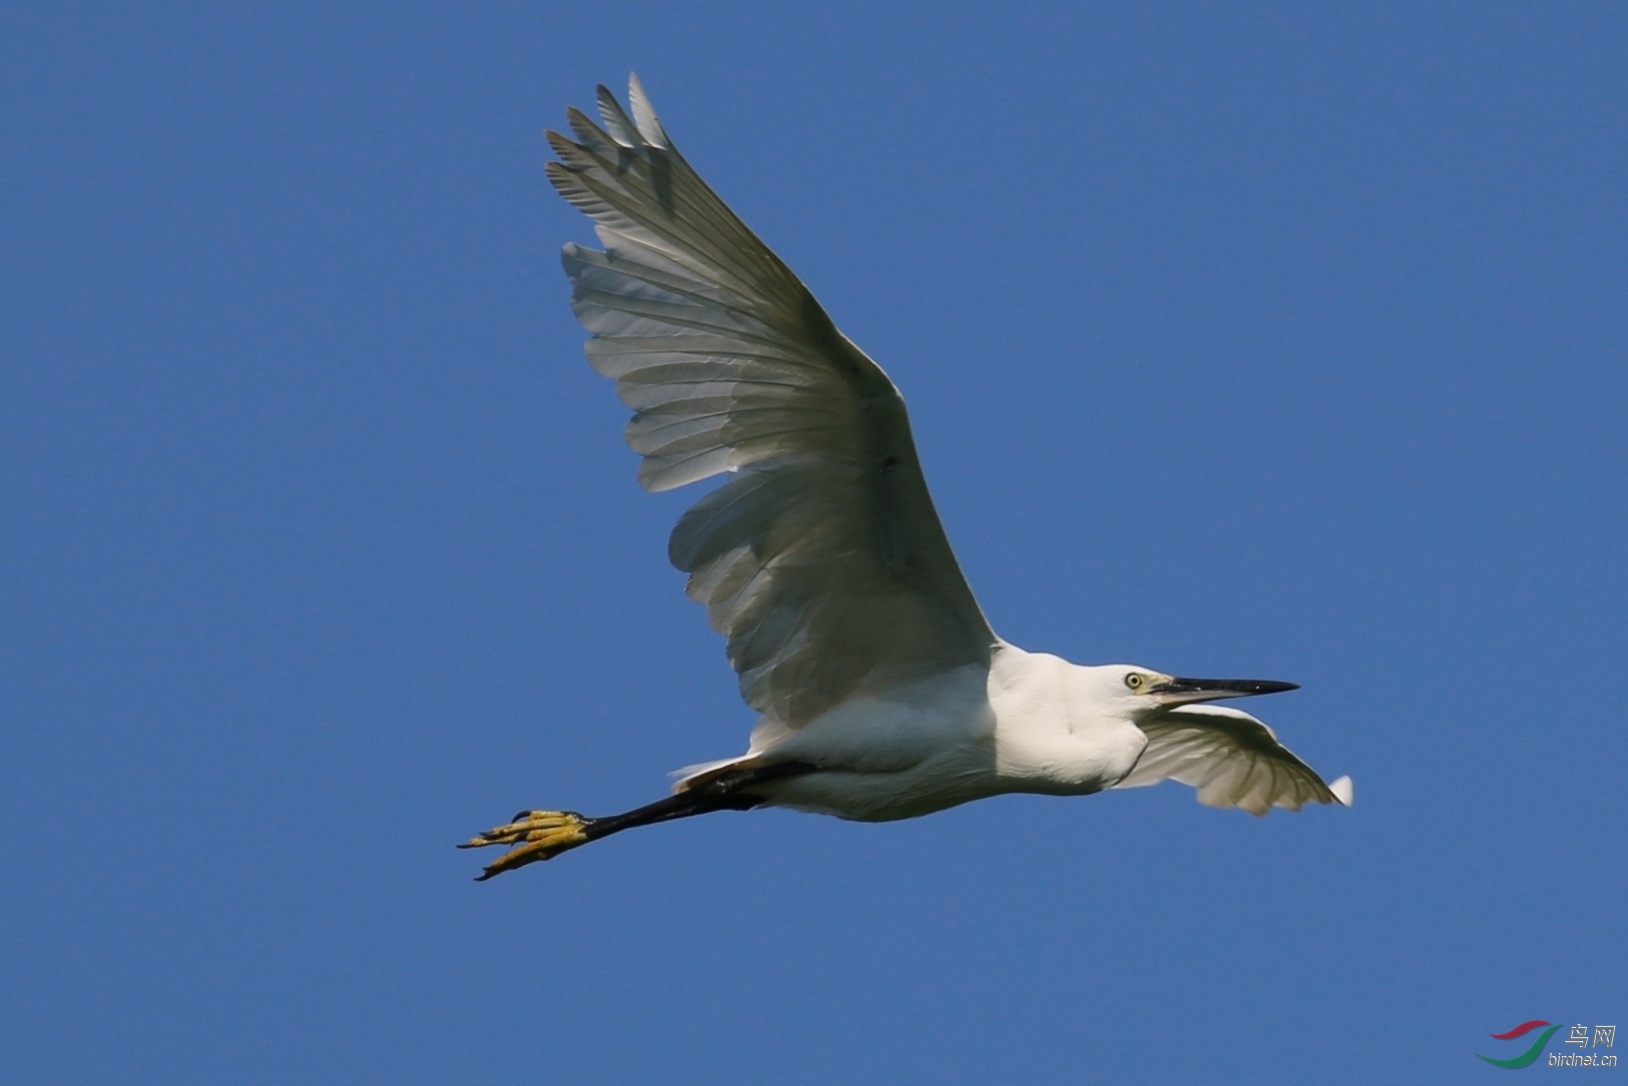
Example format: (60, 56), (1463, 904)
(1125, 673), (1145, 690)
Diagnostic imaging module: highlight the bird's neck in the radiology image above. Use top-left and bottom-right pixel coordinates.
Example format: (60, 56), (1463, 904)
(985, 646), (1147, 795)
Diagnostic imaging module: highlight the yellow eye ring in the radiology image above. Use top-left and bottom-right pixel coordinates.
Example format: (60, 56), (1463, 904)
(1125, 673), (1145, 690)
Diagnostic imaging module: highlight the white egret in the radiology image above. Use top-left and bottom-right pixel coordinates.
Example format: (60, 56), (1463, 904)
(462, 77), (1351, 879)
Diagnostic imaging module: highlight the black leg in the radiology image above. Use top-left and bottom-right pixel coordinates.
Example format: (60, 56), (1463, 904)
(462, 761), (817, 879)
(581, 760), (816, 842)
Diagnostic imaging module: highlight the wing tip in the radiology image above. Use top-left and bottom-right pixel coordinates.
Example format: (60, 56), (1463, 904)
(627, 72), (670, 148)
(1329, 775), (1354, 807)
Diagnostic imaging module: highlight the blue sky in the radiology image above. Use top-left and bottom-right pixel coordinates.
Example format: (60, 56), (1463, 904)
(3, 3), (1623, 1083)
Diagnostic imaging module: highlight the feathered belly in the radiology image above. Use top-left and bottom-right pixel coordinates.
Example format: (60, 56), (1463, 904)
(742, 665), (1001, 820)
(753, 747), (1005, 821)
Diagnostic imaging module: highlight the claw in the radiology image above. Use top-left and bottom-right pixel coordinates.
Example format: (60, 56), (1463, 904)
(461, 810), (592, 878)
(460, 810), (588, 848)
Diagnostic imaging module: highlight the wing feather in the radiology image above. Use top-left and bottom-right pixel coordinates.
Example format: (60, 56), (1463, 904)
(1114, 704), (1348, 815)
(551, 78), (996, 726)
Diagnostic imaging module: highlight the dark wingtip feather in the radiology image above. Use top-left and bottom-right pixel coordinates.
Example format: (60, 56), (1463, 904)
(596, 83), (642, 147)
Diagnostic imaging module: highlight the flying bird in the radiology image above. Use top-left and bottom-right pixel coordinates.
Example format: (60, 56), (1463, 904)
(462, 77), (1351, 880)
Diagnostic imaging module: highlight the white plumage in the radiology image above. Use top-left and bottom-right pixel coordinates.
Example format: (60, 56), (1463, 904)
(462, 77), (1349, 877)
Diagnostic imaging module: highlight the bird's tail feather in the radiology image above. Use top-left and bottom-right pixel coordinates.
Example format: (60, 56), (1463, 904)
(670, 754), (766, 794)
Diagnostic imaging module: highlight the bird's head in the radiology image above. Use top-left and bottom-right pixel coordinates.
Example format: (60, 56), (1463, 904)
(1103, 665), (1299, 713)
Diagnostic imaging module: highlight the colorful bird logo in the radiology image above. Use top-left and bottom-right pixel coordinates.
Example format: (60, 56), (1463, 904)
(1477, 1021), (1562, 1069)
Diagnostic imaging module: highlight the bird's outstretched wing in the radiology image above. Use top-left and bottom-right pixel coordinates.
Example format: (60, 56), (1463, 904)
(549, 77), (996, 727)
(1113, 704), (1352, 814)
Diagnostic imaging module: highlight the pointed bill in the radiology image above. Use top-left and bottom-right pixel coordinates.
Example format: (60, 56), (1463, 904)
(1150, 677), (1300, 705)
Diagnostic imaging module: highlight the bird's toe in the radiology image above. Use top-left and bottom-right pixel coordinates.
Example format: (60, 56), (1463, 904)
(459, 810), (593, 878)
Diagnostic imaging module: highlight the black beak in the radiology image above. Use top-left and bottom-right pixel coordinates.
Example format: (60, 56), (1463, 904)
(1150, 677), (1300, 703)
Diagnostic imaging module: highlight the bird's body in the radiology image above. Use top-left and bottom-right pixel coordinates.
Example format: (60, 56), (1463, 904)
(462, 78), (1349, 879)
(688, 649), (1148, 823)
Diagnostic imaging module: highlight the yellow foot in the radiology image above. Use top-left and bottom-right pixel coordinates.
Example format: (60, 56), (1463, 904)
(458, 810), (592, 880)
